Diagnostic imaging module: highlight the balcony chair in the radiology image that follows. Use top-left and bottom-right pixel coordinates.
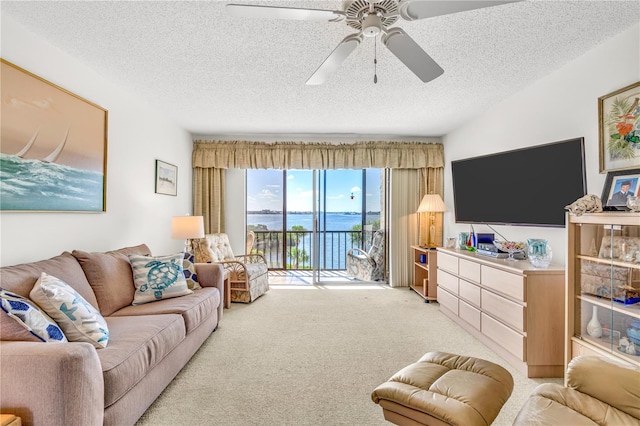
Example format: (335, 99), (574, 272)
(193, 233), (269, 303)
(346, 229), (385, 282)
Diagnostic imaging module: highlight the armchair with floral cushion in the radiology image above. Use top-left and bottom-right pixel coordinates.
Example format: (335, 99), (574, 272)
(193, 233), (269, 303)
(346, 229), (385, 282)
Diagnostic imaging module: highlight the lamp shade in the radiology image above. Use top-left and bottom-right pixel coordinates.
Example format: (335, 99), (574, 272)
(171, 216), (205, 239)
(417, 194), (447, 213)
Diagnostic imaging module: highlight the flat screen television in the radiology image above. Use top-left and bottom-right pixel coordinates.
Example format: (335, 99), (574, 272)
(451, 138), (586, 227)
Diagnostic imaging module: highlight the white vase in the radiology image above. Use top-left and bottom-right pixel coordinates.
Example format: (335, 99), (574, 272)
(586, 305), (602, 338)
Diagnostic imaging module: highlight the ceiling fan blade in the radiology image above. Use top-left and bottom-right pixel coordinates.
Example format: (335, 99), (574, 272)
(306, 34), (363, 86)
(382, 28), (444, 83)
(226, 4), (344, 22)
(398, 0), (521, 21)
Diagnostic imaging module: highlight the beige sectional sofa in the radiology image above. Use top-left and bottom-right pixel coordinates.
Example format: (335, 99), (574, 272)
(0, 244), (224, 426)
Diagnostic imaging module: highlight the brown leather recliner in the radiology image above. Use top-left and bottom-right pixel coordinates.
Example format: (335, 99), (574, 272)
(514, 356), (640, 425)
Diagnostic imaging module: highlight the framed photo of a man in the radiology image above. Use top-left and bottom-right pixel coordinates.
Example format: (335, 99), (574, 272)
(601, 168), (640, 209)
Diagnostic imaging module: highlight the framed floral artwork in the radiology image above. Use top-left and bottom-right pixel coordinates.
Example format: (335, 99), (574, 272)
(599, 81), (640, 173)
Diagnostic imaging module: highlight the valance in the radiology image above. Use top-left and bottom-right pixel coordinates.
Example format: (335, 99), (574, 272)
(192, 140), (443, 170)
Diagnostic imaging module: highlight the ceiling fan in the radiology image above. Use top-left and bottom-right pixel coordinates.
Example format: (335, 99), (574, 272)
(226, 0), (520, 85)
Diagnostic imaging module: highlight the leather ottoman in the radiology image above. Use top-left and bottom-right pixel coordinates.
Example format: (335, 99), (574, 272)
(371, 351), (514, 426)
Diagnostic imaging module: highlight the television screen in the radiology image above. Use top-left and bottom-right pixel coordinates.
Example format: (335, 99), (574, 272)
(451, 138), (586, 227)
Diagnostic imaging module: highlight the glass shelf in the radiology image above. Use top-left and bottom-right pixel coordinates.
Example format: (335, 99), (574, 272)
(568, 212), (640, 369)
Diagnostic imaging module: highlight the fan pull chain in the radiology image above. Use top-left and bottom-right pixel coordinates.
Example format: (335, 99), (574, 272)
(373, 37), (378, 84)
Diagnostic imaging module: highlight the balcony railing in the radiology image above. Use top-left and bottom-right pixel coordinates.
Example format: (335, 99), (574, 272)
(251, 230), (375, 270)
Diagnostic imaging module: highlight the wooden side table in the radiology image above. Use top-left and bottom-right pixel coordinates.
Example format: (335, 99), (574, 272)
(410, 246), (438, 302)
(223, 270), (231, 309)
(0, 414), (22, 426)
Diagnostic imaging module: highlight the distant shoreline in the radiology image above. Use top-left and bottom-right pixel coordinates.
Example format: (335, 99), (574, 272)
(247, 211), (381, 215)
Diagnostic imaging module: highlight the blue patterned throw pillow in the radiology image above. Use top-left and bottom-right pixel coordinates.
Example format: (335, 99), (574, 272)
(30, 273), (109, 349)
(129, 253), (193, 305)
(183, 251), (201, 290)
(0, 288), (67, 343)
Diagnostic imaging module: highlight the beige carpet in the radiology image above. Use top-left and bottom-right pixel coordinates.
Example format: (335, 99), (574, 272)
(136, 285), (561, 426)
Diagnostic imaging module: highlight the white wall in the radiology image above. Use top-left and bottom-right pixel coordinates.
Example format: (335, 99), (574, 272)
(0, 15), (194, 266)
(442, 24), (640, 265)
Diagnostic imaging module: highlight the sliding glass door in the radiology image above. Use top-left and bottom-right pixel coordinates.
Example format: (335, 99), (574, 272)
(247, 168), (384, 284)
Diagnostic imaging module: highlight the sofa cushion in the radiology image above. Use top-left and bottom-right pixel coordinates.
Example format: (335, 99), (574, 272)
(72, 244), (152, 316)
(0, 288), (67, 342)
(0, 251), (98, 308)
(30, 273), (109, 349)
(111, 287), (220, 334)
(182, 251), (201, 290)
(99, 314), (185, 408)
(129, 253), (193, 305)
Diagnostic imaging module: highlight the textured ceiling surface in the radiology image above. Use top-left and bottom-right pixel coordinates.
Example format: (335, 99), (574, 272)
(2, 0), (639, 137)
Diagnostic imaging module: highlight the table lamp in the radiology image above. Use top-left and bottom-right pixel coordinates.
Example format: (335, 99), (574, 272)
(171, 215), (205, 253)
(417, 194), (447, 247)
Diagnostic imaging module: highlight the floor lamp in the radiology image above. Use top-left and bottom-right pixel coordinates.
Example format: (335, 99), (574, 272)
(171, 215), (205, 254)
(417, 194), (447, 247)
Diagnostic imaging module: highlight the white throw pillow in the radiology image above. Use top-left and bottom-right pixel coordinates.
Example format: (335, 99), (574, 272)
(0, 288), (68, 343)
(129, 253), (193, 305)
(29, 273), (109, 349)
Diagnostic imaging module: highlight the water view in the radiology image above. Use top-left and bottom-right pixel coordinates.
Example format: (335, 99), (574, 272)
(248, 212), (380, 270)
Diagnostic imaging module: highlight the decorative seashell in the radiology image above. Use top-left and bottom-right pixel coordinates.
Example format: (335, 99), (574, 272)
(626, 342), (637, 355)
(620, 337), (630, 349)
(565, 194), (603, 216)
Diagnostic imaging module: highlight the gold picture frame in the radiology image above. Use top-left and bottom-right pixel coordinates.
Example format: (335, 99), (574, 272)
(0, 59), (108, 212)
(598, 81), (640, 173)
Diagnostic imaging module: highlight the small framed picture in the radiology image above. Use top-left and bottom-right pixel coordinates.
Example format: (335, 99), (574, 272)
(601, 168), (640, 209)
(155, 160), (177, 196)
(598, 81), (640, 173)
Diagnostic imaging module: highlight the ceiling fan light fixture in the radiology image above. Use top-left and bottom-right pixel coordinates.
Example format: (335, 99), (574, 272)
(361, 13), (382, 37)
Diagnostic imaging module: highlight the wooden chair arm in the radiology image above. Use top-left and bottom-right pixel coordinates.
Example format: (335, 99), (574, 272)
(234, 254), (268, 265)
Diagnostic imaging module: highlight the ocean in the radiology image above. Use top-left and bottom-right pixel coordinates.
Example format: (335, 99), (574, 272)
(248, 212), (380, 269)
(0, 154), (104, 211)
(248, 212), (379, 231)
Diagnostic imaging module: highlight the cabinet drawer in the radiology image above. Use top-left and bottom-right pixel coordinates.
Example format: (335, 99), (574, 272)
(438, 270), (458, 295)
(459, 259), (480, 283)
(482, 313), (525, 361)
(481, 266), (524, 301)
(438, 288), (458, 315)
(481, 289), (525, 332)
(459, 299), (480, 331)
(459, 279), (481, 307)
(438, 252), (458, 274)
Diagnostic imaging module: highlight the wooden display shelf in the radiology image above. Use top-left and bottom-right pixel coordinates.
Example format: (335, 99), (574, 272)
(410, 245), (437, 302)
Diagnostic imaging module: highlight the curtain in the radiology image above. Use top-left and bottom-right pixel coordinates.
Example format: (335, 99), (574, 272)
(389, 169), (420, 287)
(193, 167), (225, 233)
(192, 140), (444, 280)
(193, 140), (443, 170)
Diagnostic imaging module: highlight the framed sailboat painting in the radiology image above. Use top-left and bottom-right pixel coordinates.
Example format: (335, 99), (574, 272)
(0, 59), (108, 212)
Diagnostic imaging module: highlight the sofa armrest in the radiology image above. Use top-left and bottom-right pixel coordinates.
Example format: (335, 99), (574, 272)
(0, 341), (104, 426)
(195, 262), (224, 320)
(567, 356), (640, 419)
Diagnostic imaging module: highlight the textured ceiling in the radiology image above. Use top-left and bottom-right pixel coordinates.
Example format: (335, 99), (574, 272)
(2, 0), (639, 138)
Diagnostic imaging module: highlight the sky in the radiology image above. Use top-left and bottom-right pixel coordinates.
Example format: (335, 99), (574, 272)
(247, 169), (381, 213)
